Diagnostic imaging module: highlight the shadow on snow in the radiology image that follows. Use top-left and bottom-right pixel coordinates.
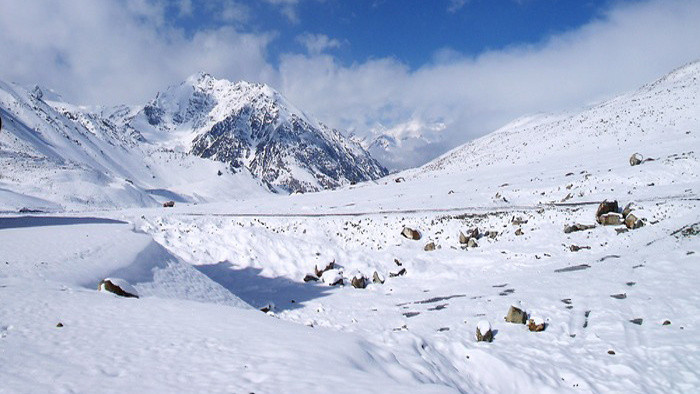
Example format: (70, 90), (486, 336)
(194, 260), (335, 311)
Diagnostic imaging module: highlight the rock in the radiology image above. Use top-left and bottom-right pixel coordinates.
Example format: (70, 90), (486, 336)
(162, 200), (175, 208)
(625, 213), (644, 229)
(511, 216), (528, 225)
(98, 278), (139, 298)
(467, 238), (478, 248)
(662, 320), (672, 326)
(615, 228), (629, 235)
(598, 213), (624, 226)
(476, 320), (493, 342)
(468, 228), (479, 239)
(486, 230), (498, 239)
(527, 317), (546, 332)
(303, 274), (319, 282)
(401, 227), (422, 240)
(395, 177), (405, 183)
(608, 350), (616, 355)
(56, 322), (64, 328)
(372, 271), (385, 284)
(459, 231), (469, 244)
(424, 242), (436, 251)
(351, 275), (367, 289)
(569, 245), (591, 252)
(389, 268), (407, 277)
(622, 202), (635, 218)
(564, 223), (596, 233)
(596, 200), (619, 220)
(314, 260), (335, 277)
(630, 153), (643, 166)
(504, 305), (528, 324)
(515, 228), (524, 236)
(629, 318), (643, 325)
(321, 269), (344, 286)
(260, 303), (275, 313)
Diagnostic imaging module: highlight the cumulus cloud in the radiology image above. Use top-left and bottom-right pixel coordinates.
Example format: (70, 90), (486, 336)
(276, 0), (700, 168)
(296, 33), (342, 55)
(0, 0), (274, 105)
(0, 0), (698, 169)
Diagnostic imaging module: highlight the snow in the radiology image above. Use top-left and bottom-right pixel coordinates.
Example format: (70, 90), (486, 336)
(1, 61), (700, 392)
(477, 320), (492, 333)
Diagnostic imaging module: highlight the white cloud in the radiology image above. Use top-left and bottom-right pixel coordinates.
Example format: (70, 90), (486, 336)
(276, 0), (700, 168)
(0, 0), (698, 169)
(0, 0), (274, 105)
(296, 33), (342, 55)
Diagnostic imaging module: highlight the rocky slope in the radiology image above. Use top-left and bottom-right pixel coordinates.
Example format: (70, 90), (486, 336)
(127, 73), (388, 193)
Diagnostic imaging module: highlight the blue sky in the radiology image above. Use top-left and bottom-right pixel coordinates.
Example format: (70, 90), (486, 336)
(173, 0), (618, 69)
(0, 0), (698, 168)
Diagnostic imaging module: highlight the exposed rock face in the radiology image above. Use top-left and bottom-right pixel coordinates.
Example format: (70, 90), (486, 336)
(596, 200), (619, 221)
(401, 227), (422, 240)
(505, 305), (528, 324)
(133, 73), (387, 193)
(98, 278), (139, 298)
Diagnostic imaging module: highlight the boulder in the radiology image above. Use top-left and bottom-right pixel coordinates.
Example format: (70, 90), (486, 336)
(486, 230), (498, 239)
(303, 274), (319, 282)
(467, 238), (478, 248)
(424, 242), (436, 251)
(630, 153), (643, 166)
(98, 278), (139, 298)
(511, 216), (528, 225)
(162, 201), (175, 208)
(515, 228), (524, 236)
(476, 320), (493, 342)
(528, 317), (546, 332)
(625, 213), (644, 229)
(459, 231), (469, 244)
(389, 268), (407, 277)
(564, 223), (596, 233)
(401, 227), (422, 240)
(599, 213), (624, 226)
(351, 275), (367, 289)
(596, 200), (619, 220)
(622, 202), (635, 218)
(314, 260), (335, 277)
(504, 305), (528, 324)
(321, 269), (344, 286)
(372, 271), (385, 284)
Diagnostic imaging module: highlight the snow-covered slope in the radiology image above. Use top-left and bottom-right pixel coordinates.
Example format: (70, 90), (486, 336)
(127, 73), (388, 193)
(418, 61), (699, 181)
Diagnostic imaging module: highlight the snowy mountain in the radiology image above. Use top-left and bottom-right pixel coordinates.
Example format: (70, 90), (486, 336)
(416, 61), (700, 181)
(127, 73), (388, 193)
(0, 74), (389, 211)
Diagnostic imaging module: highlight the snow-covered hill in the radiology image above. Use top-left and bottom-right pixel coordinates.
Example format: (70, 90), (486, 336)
(2, 62), (699, 393)
(127, 73), (388, 193)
